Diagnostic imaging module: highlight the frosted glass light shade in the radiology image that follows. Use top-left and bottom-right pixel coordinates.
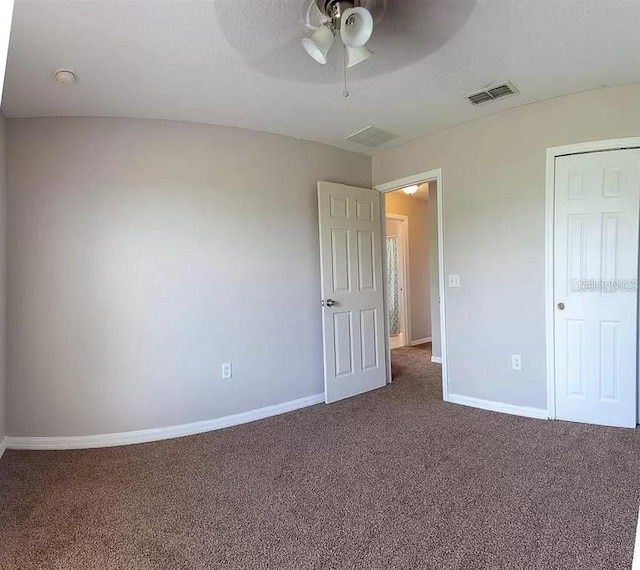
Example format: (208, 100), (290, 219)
(340, 7), (374, 48)
(302, 25), (335, 65)
(346, 45), (373, 68)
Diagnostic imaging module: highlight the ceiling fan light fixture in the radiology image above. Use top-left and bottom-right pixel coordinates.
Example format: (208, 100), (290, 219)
(340, 7), (374, 48)
(302, 24), (335, 65)
(346, 44), (373, 68)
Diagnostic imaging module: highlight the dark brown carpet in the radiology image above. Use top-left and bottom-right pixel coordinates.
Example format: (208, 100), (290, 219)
(1, 344), (639, 569)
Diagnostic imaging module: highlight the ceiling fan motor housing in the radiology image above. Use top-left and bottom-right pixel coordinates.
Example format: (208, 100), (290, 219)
(316, 0), (357, 20)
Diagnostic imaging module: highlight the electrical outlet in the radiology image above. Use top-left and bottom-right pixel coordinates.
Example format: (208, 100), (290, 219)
(448, 274), (461, 287)
(511, 354), (522, 371)
(221, 362), (232, 379)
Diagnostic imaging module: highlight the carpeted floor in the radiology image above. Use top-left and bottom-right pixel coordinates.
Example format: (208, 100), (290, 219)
(1, 344), (639, 569)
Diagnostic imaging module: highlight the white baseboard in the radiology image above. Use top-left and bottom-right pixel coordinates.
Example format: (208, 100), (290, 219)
(447, 393), (548, 420)
(6, 393), (325, 451)
(0, 437), (6, 460)
(410, 337), (432, 346)
(431, 356), (442, 364)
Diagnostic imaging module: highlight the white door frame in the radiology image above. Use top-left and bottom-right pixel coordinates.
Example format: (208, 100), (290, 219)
(386, 213), (410, 348)
(374, 168), (449, 400)
(545, 137), (640, 420)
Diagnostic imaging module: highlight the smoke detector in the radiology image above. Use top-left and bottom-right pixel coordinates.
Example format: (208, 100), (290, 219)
(53, 69), (77, 85)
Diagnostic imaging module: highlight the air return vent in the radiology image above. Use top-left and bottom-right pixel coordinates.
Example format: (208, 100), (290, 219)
(346, 125), (399, 148)
(467, 82), (519, 105)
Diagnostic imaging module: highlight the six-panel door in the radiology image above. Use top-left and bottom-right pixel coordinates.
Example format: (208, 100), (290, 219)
(554, 149), (640, 427)
(318, 182), (387, 404)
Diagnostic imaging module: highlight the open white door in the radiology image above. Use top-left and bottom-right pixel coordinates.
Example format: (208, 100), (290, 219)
(318, 182), (387, 403)
(554, 149), (640, 427)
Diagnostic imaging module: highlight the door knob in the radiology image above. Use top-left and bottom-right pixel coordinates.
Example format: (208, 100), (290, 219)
(322, 298), (337, 307)
(557, 302), (565, 310)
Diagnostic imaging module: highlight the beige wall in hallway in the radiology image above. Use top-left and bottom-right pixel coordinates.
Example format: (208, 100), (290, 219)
(373, 83), (640, 410)
(384, 189), (431, 343)
(6, 117), (371, 437)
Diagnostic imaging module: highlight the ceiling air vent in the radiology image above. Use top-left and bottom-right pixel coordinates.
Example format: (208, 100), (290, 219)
(346, 125), (399, 148)
(467, 82), (519, 105)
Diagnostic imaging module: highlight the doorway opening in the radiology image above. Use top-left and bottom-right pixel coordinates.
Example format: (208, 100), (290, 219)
(316, 171), (447, 405)
(375, 169), (448, 399)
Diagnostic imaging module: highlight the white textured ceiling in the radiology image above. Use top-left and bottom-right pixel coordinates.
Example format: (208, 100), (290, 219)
(3, 0), (640, 155)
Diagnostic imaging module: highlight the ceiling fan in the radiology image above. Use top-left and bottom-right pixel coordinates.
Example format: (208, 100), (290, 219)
(214, 0), (476, 85)
(302, 1), (375, 68)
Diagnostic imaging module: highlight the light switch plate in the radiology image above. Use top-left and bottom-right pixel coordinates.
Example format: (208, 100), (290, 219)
(448, 274), (461, 287)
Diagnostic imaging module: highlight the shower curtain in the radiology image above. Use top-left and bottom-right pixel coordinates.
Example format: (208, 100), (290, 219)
(386, 235), (400, 336)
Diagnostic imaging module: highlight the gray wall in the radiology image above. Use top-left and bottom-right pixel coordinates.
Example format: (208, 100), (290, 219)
(6, 117), (371, 437)
(0, 112), (6, 445)
(384, 190), (431, 343)
(428, 182), (440, 359)
(373, 83), (640, 410)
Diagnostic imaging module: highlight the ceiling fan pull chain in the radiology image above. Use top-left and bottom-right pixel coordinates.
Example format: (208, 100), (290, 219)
(343, 44), (350, 98)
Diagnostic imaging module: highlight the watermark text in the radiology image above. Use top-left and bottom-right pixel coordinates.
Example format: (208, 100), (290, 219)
(569, 279), (638, 293)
